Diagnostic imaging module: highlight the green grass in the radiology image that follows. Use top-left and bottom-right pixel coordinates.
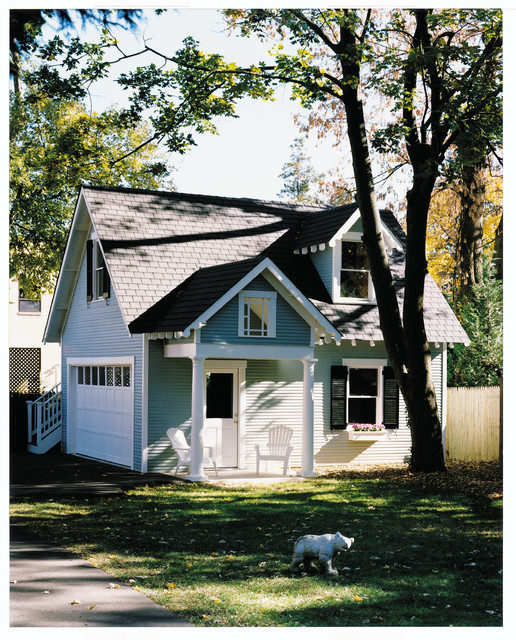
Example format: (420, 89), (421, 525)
(10, 475), (502, 627)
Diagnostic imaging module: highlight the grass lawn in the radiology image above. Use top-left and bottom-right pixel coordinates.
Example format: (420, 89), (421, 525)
(10, 462), (502, 627)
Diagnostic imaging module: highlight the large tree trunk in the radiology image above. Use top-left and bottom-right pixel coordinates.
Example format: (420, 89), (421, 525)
(404, 177), (446, 471)
(338, 14), (446, 473)
(339, 56), (445, 472)
(458, 161), (486, 300)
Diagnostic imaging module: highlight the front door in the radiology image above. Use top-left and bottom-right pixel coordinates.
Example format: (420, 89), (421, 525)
(204, 370), (238, 467)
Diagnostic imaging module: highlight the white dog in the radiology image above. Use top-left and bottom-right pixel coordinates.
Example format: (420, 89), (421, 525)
(290, 532), (354, 576)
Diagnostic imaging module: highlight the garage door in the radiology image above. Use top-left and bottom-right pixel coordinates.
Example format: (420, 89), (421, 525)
(75, 364), (133, 467)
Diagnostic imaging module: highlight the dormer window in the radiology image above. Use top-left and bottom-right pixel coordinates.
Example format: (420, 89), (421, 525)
(86, 238), (110, 302)
(334, 237), (375, 303)
(238, 290), (277, 338)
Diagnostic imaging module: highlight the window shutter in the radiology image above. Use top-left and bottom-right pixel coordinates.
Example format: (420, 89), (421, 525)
(331, 365), (348, 429)
(382, 365), (399, 428)
(102, 259), (110, 299)
(86, 240), (93, 302)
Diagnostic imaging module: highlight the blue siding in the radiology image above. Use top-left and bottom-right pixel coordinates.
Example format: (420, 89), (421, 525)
(147, 344), (192, 473)
(201, 275), (312, 346)
(311, 247), (333, 297)
(61, 249), (144, 470)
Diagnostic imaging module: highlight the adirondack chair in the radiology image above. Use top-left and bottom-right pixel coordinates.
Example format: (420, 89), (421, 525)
(255, 425), (294, 476)
(167, 427), (218, 477)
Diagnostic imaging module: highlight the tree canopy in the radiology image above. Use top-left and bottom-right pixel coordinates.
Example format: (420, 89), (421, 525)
(9, 8), (502, 470)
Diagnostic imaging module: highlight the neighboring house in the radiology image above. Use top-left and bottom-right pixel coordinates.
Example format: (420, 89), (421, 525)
(9, 279), (61, 394)
(43, 185), (468, 479)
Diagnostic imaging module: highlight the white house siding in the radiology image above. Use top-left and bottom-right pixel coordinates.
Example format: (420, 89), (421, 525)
(61, 254), (144, 470)
(144, 343), (445, 473)
(146, 345), (192, 473)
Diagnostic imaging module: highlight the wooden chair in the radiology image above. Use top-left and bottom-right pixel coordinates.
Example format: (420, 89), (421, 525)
(167, 427), (218, 477)
(255, 425), (294, 476)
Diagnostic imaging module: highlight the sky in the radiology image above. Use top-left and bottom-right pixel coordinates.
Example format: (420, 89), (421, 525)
(42, 5), (352, 202)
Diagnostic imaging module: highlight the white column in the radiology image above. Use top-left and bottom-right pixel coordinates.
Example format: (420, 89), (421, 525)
(299, 358), (319, 478)
(187, 356), (208, 482)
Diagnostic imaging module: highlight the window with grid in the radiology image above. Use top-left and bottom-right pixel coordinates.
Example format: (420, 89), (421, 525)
(238, 290), (276, 338)
(77, 366), (131, 388)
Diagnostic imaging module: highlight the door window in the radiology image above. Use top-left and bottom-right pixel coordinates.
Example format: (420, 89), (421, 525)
(206, 373), (233, 418)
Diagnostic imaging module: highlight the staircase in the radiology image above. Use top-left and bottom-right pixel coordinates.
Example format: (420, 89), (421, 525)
(26, 383), (62, 454)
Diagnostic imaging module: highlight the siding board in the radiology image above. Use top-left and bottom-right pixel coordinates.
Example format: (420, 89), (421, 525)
(62, 250), (144, 470)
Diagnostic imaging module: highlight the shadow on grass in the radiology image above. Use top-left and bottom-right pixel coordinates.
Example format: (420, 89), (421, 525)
(10, 478), (502, 627)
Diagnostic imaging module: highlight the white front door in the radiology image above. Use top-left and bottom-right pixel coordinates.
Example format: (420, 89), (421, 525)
(204, 370), (238, 468)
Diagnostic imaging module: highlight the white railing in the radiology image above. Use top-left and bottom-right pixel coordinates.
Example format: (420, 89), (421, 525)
(27, 383), (62, 453)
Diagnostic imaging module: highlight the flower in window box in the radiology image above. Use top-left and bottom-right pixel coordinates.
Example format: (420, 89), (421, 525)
(349, 423), (386, 432)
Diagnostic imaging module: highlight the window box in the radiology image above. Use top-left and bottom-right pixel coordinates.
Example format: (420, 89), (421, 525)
(346, 425), (390, 441)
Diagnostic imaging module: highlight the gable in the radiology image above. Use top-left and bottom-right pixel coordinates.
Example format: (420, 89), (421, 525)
(200, 274), (312, 346)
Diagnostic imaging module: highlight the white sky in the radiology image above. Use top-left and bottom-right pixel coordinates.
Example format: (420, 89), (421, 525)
(85, 7), (349, 201)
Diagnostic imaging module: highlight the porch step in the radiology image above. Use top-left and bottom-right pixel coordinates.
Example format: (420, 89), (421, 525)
(27, 426), (62, 455)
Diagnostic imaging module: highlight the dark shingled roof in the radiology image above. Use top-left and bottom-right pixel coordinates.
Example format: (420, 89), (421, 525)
(83, 185), (467, 344)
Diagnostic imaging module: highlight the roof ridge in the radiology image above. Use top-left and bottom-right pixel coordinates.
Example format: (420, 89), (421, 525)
(81, 184), (327, 215)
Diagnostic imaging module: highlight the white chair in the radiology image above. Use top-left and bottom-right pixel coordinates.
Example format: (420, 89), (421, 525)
(167, 427), (218, 477)
(255, 425), (294, 476)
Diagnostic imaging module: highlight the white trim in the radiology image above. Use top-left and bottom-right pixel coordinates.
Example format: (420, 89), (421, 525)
(328, 209), (361, 245)
(333, 237), (377, 304)
(182, 257), (340, 342)
(238, 290), (277, 338)
(164, 342), (315, 361)
(342, 358), (388, 425)
(67, 356), (134, 366)
(66, 355), (135, 469)
(141, 334), (149, 473)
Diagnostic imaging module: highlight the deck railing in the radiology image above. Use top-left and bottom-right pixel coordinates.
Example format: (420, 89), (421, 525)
(27, 383), (62, 453)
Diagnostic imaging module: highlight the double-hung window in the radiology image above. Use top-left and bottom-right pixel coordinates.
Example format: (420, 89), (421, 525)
(86, 238), (110, 302)
(335, 238), (375, 303)
(330, 360), (399, 429)
(238, 290), (277, 338)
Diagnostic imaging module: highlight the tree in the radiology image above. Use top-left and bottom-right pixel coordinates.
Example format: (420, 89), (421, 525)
(221, 8), (501, 471)
(15, 8), (502, 471)
(277, 137), (324, 204)
(10, 90), (173, 294)
(447, 260), (502, 387)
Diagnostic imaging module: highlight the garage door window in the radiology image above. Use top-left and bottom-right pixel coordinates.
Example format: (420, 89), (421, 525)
(77, 366), (131, 387)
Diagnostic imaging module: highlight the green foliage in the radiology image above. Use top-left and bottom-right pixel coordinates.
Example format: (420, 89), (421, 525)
(9, 89), (173, 293)
(447, 260), (503, 387)
(277, 137), (324, 204)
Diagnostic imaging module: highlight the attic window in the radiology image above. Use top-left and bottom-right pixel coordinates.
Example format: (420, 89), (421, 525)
(238, 290), (277, 338)
(87, 239), (110, 302)
(335, 239), (375, 303)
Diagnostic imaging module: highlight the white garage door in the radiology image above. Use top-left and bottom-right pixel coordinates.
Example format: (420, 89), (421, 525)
(75, 364), (133, 467)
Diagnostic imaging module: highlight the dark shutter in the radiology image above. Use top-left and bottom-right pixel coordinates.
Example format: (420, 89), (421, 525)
(331, 365), (348, 429)
(382, 365), (399, 428)
(86, 239), (93, 302)
(102, 258), (110, 299)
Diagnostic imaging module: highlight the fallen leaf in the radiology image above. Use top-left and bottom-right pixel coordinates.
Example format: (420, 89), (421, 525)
(70, 599), (81, 605)
(108, 583), (120, 589)
(88, 604), (96, 610)
(353, 595), (362, 602)
(166, 583), (176, 589)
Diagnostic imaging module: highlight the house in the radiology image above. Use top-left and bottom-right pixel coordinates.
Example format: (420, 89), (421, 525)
(43, 185), (468, 479)
(9, 279), (61, 394)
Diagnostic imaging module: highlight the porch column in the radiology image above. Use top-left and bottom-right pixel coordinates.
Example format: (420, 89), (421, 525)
(187, 356), (208, 482)
(299, 358), (318, 478)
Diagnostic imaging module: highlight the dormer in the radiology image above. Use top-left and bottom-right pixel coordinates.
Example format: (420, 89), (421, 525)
(293, 205), (404, 304)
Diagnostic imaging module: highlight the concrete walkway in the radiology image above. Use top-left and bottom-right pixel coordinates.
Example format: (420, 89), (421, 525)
(10, 524), (191, 627)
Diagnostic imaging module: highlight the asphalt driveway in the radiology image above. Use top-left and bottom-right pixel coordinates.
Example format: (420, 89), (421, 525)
(9, 451), (190, 627)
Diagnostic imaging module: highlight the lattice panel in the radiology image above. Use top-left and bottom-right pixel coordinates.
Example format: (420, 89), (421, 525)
(9, 347), (41, 394)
